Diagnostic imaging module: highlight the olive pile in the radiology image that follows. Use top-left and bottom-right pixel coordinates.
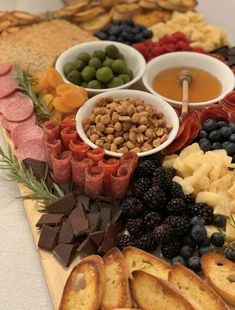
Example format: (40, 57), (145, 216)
(63, 44), (134, 89)
(94, 18), (153, 45)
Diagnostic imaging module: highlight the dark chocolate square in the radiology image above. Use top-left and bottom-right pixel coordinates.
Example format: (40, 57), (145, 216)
(53, 243), (75, 267)
(67, 207), (89, 236)
(38, 224), (58, 250)
(46, 193), (76, 215)
(36, 213), (64, 228)
(58, 222), (74, 244)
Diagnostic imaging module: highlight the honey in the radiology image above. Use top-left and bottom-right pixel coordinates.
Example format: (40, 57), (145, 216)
(152, 67), (222, 103)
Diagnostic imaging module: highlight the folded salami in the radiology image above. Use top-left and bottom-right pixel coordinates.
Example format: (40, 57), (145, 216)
(219, 91), (235, 122)
(70, 156), (93, 192)
(87, 147), (105, 166)
(111, 164), (132, 199)
(120, 151), (138, 172)
(69, 140), (89, 159)
(85, 166), (104, 197)
(51, 151), (72, 184)
(61, 127), (78, 149)
(98, 158), (120, 194)
(43, 120), (60, 140)
(44, 137), (62, 169)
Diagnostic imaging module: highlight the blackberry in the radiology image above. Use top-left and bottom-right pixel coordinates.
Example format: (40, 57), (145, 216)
(170, 181), (185, 199)
(143, 212), (162, 231)
(152, 167), (172, 191)
(143, 185), (167, 210)
(145, 154), (162, 167)
(153, 224), (173, 243)
(121, 197), (143, 218)
(166, 198), (186, 215)
(165, 167), (176, 179)
(186, 203), (214, 224)
(161, 239), (181, 259)
(117, 234), (134, 250)
(135, 232), (157, 252)
(184, 194), (195, 205)
(126, 218), (143, 235)
(134, 160), (157, 179)
(133, 177), (152, 198)
(164, 216), (190, 236)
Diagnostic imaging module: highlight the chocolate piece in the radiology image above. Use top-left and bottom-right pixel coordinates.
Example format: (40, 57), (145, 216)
(23, 158), (49, 181)
(77, 195), (90, 212)
(53, 243), (75, 266)
(38, 224), (58, 250)
(228, 47), (235, 56)
(67, 207), (89, 236)
(75, 201), (87, 219)
(77, 237), (98, 256)
(46, 193), (76, 215)
(89, 230), (105, 247)
(111, 209), (124, 231)
(228, 55), (235, 67)
(98, 223), (119, 255)
(87, 213), (100, 232)
(89, 202), (100, 214)
(99, 207), (111, 230)
(36, 213), (64, 228)
(58, 222), (74, 244)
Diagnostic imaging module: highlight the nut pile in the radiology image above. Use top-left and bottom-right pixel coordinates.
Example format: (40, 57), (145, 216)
(82, 96), (172, 153)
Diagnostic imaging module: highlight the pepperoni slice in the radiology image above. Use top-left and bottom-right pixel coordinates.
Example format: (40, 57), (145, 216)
(44, 137), (62, 169)
(120, 151), (138, 172)
(2, 93), (34, 122)
(59, 115), (76, 130)
(70, 157), (93, 192)
(0, 63), (12, 76)
(61, 127), (78, 149)
(85, 166), (104, 197)
(69, 140), (89, 159)
(1, 113), (36, 133)
(0, 74), (17, 98)
(15, 139), (47, 162)
(51, 151), (72, 184)
(201, 105), (229, 123)
(43, 120), (60, 140)
(87, 148), (105, 166)
(11, 123), (44, 148)
(111, 164), (132, 199)
(98, 158), (120, 194)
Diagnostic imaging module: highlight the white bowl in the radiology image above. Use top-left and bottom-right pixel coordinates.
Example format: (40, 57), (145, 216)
(142, 52), (235, 108)
(55, 41), (146, 96)
(76, 89), (179, 158)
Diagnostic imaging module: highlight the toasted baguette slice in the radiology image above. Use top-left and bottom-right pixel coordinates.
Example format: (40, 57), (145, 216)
(101, 248), (132, 310)
(122, 246), (171, 280)
(169, 263), (229, 310)
(201, 252), (235, 306)
(59, 255), (104, 310)
(156, 0), (197, 12)
(130, 270), (197, 310)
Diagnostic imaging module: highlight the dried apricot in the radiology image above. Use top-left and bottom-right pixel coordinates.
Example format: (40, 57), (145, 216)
(53, 97), (75, 113)
(56, 83), (77, 95)
(61, 89), (86, 108)
(46, 68), (64, 88)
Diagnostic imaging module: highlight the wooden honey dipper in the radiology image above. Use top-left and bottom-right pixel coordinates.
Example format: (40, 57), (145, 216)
(178, 70), (192, 121)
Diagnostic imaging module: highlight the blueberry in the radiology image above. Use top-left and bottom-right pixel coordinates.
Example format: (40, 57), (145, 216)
(136, 24), (146, 31)
(107, 35), (117, 41)
(124, 18), (134, 26)
(220, 126), (232, 139)
(109, 25), (122, 36)
(187, 256), (201, 271)
(198, 130), (208, 139)
(217, 121), (228, 128)
(225, 142), (235, 155)
(134, 33), (144, 42)
(199, 246), (213, 256)
(102, 24), (112, 32)
(225, 247), (235, 262)
(213, 215), (226, 227)
(143, 29), (153, 39)
(190, 216), (205, 226)
(182, 235), (196, 247)
(130, 27), (139, 35)
(208, 130), (221, 142)
(95, 31), (107, 40)
(191, 225), (207, 244)
(229, 133), (235, 143)
(210, 232), (225, 247)
(171, 256), (186, 265)
(199, 139), (211, 152)
(180, 245), (194, 258)
(222, 141), (230, 148)
(229, 123), (235, 133)
(199, 237), (211, 247)
(212, 142), (223, 150)
(121, 31), (129, 39)
(203, 119), (217, 132)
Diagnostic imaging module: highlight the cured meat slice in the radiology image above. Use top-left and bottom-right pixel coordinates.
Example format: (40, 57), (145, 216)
(69, 140), (89, 159)
(0, 63), (12, 76)
(2, 93), (34, 121)
(219, 91), (235, 122)
(70, 156), (93, 192)
(1, 113), (36, 133)
(111, 164), (132, 199)
(61, 126), (78, 149)
(59, 115), (76, 130)
(85, 166), (104, 197)
(120, 151), (138, 172)
(0, 91), (23, 114)
(51, 151), (72, 184)
(0, 73), (17, 98)
(11, 123), (44, 148)
(44, 137), (62, 169)
(15, 139), (47, 162)
(201, 105), (229, 123)
(98, 158), (120, 194)
(87, 147), (105, 166)
(43, 120), (60, 140)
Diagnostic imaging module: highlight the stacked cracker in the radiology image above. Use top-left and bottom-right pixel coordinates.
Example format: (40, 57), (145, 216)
(59, 247), (232, 310)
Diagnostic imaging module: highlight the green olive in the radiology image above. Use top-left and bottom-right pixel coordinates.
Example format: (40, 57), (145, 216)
(81, 66), (96, 82)
(89, 57), (102, 70)
(118, 73), (130, 84)
(77, 52), (90, 64)
(112, 59), (127, 74)
(75, 60), (85, 72)
(87, 80), (102, 89)
(67, 70), (82, 85)
(96, 66), (114, 83)
(102, 58), (114, 68)
(63, 62), (77, 75)
(93, 50), (106, 62)
(105, 44), (119, 59)
(81, 82), (88, 88)
(107, 77), (124, 88)
(126, 69), (134, 80)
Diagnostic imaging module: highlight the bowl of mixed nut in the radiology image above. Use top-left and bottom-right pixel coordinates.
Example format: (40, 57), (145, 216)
(76, 89), (179, 157)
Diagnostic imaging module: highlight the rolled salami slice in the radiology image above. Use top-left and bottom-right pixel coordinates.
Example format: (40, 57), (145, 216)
(0, 63), (12, 76)
(87, 147), (105, 166)
(69, 140), (89, 159)
(219, 91), (235, 122)
(70, 156), (93, 192)
(2, 93), (34, 121)
(201, 105), (229, 123)
(51, 151), (72, 184)
(85, 166), (104, 197)
(98, 158), (120, 194)
(44, 137), (62, 169)
(120, 151), (138, 172)
(11, 123), (44, 148)
(0, 73), (17, 98)
(1, 113), (36, 133)
(111, 164), (132, 199)
(43, 120), (60, 140)
(59, 115), (76, 130)
(61, 126), (78, 149)
(15, 139), (47, 162)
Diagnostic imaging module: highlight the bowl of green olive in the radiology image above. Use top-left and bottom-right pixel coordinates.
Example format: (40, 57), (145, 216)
(55, 41), (146, 95)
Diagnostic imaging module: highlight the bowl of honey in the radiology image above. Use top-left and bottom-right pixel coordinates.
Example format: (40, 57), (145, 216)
(142, 52), (235, 108)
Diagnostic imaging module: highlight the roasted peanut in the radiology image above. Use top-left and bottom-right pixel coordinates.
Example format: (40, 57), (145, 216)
(137, 133), (144, 144)
(122, 121), (132, 131)
(114, 122), (122, 132)
(103, 143), (111, 150)
(106, 134), (114, 142)
(127, 105), (135, 116)
(105, 127), (114, 134)
(101, 115), (111, 125)
(132, 147), (141, 153)
(96, 139), (104, 147)
(139, 116), (148, 125)
(132, 113), (139, 123)
(105, 96), (113, 103)
(145, 128), (154, 139)
(90, 134), (99, 143)
(126, 141), (135, 149)
(110, 143), (117, 152)
(153, 138), (161, 148)
(119, 116), (131, 122)
(138, 125), (147, 133)
(96, 122), (105, 132)
(123, 132), (129, 141)
(113, 137), (124, 145)
(129, 131), (137, 143)
(118, 147), (129, 153)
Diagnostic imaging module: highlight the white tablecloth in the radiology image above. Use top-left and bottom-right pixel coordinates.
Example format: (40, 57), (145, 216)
(0, 1), (235, 309)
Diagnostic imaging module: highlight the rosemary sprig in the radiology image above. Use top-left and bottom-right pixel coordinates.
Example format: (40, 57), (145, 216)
(0, 145), (63, 207)
(15, 66), (53, 124)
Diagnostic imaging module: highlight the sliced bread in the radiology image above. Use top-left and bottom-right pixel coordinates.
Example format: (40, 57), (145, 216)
(59, 255), (104, 310)
(122, 246), (171, 280)
(130, 270), (197, 310)
(169, 263), (229, 310)
(101, 248), (132, 310)
(201, 252), (235, 306)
